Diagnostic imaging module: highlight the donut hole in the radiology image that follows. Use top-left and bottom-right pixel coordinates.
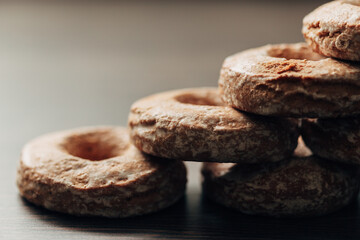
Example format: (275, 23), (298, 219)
(62, 131), (128, 161)
(267, 46), (325, 61)
(175, 92), (225, 106)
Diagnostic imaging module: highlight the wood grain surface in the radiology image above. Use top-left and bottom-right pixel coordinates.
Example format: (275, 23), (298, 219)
(3, 1), (360, 239)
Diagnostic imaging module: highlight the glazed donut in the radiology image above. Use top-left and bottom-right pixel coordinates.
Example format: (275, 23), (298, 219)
(17, 126), (187, 218)
(201, 140), (360, 217)
(219, 43), (360, 118)
(302, 117), (360, 165)
(129, 88), (299, 163)
(303, 0), (360, 61)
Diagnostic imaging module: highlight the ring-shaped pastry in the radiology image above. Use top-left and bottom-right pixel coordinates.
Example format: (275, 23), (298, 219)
(129, 88), (298, 163)
(17, 126), (187, 218)
(219, 43), (360, 118)
(201, 140), (360, 217)
(303, 0), (360, 61)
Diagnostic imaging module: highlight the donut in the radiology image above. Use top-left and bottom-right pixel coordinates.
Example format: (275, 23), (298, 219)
(17, 126), (187, 218)
(302, 117), (360, 165)
(219, 43), (360, 118)
(201, 140), (360, 217)
(303, 0), (360, 61)
(128, 88), (299, 163)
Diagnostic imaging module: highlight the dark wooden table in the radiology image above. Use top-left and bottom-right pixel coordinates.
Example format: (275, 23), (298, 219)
(4, 1), (360, 239)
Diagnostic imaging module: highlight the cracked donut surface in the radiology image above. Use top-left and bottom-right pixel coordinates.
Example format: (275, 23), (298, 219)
(128, 87), (298, 163)
(303, 1), (360, 61)
(201, 140), (360, 217)
(17, 126), (187, 218)
(219, 43), (360, 118)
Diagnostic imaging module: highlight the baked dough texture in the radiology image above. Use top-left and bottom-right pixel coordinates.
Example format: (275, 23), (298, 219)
(219, 43), (360, 118)
(129, 87), (299, 163)
(302, 117), (360, 165)
(303, 1), (360, 61)
(201, 141), (360, 217)
(17, 126), (187, 218)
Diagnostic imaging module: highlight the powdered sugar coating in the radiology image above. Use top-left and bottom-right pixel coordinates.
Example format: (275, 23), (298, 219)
(129, 88), (299, 163)
(303, 1), (360, 61)
(219, 43), (360, 118)
(17, 126), (187, 218)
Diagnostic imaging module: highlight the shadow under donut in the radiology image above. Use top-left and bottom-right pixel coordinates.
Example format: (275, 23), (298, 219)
(19, 193), (191, 239)
(199, 193), (360, 240)
(19, 187), (360, 240)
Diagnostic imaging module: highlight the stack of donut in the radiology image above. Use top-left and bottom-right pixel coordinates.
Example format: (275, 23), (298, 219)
(130, 0), (360, 217)
(17, 0), (360, 218)
(208, 0), (360, 217)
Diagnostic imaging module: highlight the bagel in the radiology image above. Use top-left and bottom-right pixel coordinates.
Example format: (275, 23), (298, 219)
(129, 88), (299, 163)
(201, 139), (360, 217)
(302, 117), (360, 165)
(303, 0), (360, 61)
(219, 43), (360, 118)
(17, 126), (187, 218)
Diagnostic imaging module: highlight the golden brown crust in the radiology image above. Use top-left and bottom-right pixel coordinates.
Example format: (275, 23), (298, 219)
(303, 1), (360, 61)
(219, 43), (360, 118)
(302, 117), (360, 165)
(202, 144), (360, 217)
(128, 88), (299, 163)
(17, 126), (187, 218)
